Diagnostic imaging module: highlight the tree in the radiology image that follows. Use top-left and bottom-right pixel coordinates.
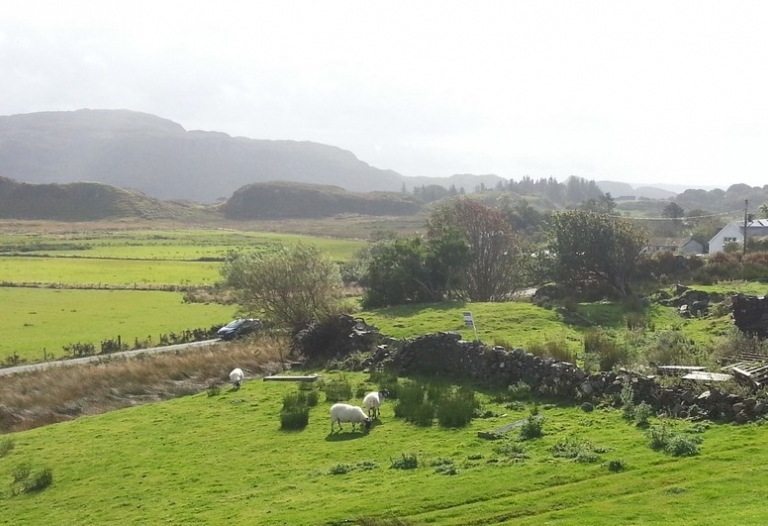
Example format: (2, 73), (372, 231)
(662, 202), (685, 220)
(361, 232), (470, 308)
(220, 243), (343, 331)
(427, 198), (527, 301)
(547, 210), (648, 295)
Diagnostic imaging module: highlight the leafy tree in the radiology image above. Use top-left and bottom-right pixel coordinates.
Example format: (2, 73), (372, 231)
(361, 237), (430, 308)
(547, 210), (648, 295)
(361, 232), (470, 308)
(427, 198), (527, 301)
(220, 243), (343, 331)
(662, 201), (685, 219)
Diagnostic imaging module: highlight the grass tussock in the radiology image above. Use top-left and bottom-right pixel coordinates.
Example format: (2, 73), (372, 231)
(0, 336), (286, 434)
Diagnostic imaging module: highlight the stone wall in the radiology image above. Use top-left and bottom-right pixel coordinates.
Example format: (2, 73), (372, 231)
(732, 294), (768, 337)
(368, 332), (767, 424)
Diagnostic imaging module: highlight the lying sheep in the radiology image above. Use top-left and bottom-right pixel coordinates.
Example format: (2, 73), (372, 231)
(363, 389), (390, 418)
(229, 368), (244, 388)
(330, 403), (371, 433)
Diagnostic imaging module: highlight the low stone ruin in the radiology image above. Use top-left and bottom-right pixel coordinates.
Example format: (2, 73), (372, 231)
(293, 317), (768, 424)
(732, 294), (768, 337)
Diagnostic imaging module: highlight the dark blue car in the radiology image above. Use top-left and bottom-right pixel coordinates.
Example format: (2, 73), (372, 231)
(217, 318), (263, 340)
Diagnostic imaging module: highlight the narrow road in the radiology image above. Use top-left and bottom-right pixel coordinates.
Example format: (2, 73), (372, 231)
(0, 339), (222, 377)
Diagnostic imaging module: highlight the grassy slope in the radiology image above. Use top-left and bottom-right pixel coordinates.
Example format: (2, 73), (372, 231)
(1, 372), (767, 525)
(0, 288), (236, 362)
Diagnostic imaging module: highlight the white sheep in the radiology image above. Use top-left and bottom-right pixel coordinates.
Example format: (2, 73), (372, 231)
(363, 389), (390, 419)
(229, 367), (244, 388)
(330, 403), (371, 433)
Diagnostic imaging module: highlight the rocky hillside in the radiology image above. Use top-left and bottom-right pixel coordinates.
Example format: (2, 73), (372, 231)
(0, 109), (405, 203)
(0, 176), (213, 221)
(219, 182), (421, 219)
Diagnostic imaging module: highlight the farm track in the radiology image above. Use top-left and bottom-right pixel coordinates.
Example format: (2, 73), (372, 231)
(0, 339), (221, 377)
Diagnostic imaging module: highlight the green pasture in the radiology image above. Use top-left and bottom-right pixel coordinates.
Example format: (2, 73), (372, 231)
(0, 229), (365, 262)
(359, 299), (731, 356)
(1, 371), (767, 525)
(0, 257), (222, 287)
(0, 288), (236, 363)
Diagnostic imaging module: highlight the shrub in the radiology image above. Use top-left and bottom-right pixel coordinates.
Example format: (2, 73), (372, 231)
(324, 377), (353, 402)
(507, 381), (531, 401)
(390, 453), (419, 470)
(394, 381), (434, 426)
(280, 405), (309, 430)
(620, 384), (636, 418)
(519, 413), (544, 440)
(607, 459), (626, 472)
(304, 390), (319, 407)
(644, 330), (709, 366)
(493, 442), (528, 460)
(12, 463), (31, 484)
(647, 421), (701, 456)
(23, 468), (53, 493)
(329, 463), (353, 475)
(528, 339), (575, 363)
(633, 401), (654, 426)
(550, 437), (600, 463)
(665, 434), (702, 457)
(0, 437), (15, 458)
(584, 329), (627, 371)
(206, 384), (221, 397)
(280, 392), (310, 430)
(436, 387), (478, 428)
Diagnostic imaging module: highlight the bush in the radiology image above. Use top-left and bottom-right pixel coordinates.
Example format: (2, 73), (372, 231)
(644, 330), (709, 366)
(633, 401), (654, 426)
(507, 381), (531, 401)
(550, 437), (600, 463)
(493, 442), (528, 460)
(23, 468), (53, 493)
(584, 329), (628, 371)
(390, 453), (419, 470)
(280, 405), (309, 430)
(519, 413), (544, 440)
(528, 339), (575, 363)
(0, 437), (15, 458)
(280, 392), (310, 430)
(647, 421), (701, 456)
(324, 377), (353, 402)
(329, 463), (353, 475)
(206, 384), (221, 397)
(436, 387), (478, 428)
(607, 459), (626, 472)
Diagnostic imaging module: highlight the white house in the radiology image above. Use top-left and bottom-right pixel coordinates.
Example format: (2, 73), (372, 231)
(708, 219), (768, 253)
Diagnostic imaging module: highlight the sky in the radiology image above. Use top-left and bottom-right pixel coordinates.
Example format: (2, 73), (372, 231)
(2, 1), (767, 190)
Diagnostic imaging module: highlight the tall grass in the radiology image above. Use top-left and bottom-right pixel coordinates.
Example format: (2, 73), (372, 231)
(0, 338), (284, 433)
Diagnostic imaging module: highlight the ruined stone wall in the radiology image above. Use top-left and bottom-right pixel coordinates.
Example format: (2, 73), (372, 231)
(370, 332), (767, 424)
(732, 294), (768, 337)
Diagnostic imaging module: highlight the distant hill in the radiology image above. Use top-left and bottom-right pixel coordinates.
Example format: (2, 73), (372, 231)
(596, 181), (676, 200)
(0, 176), (210, 221)
(0, 109), (407, 203)
(219, 181), (422, 219)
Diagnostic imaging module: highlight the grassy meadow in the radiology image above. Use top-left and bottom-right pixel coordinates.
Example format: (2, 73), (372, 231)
(1, 370), (767, 525)
(0, 288), (236, 363)
(0, 224), (366, 364)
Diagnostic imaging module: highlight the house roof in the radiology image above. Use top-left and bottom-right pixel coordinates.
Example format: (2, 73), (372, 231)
(647, 237), (696, 248)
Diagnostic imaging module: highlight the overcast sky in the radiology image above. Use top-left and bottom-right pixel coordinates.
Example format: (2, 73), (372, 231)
(2, 1), (767, 189)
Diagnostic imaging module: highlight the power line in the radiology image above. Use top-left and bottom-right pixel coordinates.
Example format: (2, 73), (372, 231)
(606, 210), (742, 221)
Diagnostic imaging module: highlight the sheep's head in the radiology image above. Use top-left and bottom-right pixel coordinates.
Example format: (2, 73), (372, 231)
(363, 417), (372, 431)
(380, 389), (391, 399)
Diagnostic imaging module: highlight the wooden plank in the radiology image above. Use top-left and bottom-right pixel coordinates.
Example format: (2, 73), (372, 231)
(682, 372), (732, 382)
(263, 375), (320, 382)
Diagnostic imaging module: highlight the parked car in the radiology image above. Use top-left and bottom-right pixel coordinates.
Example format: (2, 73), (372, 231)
(217, 318), (263, 340)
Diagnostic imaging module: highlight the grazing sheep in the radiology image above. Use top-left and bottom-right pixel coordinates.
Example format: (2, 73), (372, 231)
(330, 403), (371, 433)
(229, 368), (244, 388)
(363, 389), (390, 418)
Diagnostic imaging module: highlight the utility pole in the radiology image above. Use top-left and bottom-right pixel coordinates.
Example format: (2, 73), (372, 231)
(744, 199), (749, 255)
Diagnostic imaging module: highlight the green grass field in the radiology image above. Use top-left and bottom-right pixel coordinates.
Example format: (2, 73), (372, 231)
(1, 371), (766, 525)
(0, 288), (236, 362)
(0, 228), (365, 262)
